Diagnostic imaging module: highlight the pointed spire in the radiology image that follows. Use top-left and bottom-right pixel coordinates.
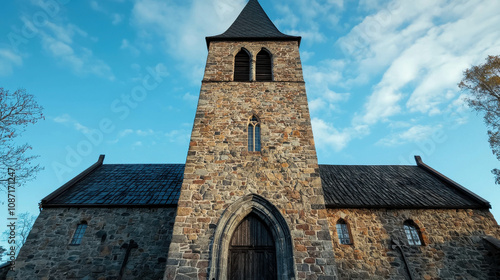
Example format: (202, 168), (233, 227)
(206, 0), (300, 47)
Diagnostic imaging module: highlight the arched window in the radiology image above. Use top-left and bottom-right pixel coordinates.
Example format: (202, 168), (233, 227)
(404, 220), (422, 246)
(248, 115), (261, 152)
(336, 219), (352, 245)
(234, 49), (250, 81)
(70, 221), (88, 245)
(256, 49), (272, 81)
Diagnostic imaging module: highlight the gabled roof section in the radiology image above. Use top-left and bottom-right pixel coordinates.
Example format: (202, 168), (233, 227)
(42, 160), (184, 207)
(320, 159), (491, 209)
(41, 156), (490, 210)
(206, 0), (301, 48)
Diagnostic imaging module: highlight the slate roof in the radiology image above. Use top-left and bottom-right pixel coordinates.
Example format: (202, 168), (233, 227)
(43, 164), (183, 207)
(206, 0), (301, 47)
(41, 156), (490, 209)
(320, 164), (489, 209)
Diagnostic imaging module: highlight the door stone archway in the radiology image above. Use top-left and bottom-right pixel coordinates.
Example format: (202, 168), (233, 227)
(209, 194), (295, 280)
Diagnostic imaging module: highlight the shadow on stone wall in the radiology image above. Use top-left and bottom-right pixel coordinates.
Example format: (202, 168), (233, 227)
(8, 207), (177, 280)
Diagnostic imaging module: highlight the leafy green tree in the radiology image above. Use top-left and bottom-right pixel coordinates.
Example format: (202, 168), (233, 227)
(0, 88), (44, 190)
(459, 55), (500, 184)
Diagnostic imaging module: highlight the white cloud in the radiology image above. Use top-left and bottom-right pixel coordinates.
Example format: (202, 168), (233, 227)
(26, 17), (115, 80)
(309, 98), (326, 113)
(136, 129), (155, 136)
(325, 0), (500, 151)
(377, 124), (442, 146)
(356, 84), (402, 125)
(131, 0), (246, 68)
(312, 118), (368, 151)
(120, 39), (140, 55)
(300, 50), (314, 62)
(53, 114), (91, 134)
(118, 129), (134, 138)
(53, 114), (72, 123)
(165, 129), (190, 144)
(90, 1), (124, 25)
(112, 14), (124, 25)
(133, 141), (143, 147)
(0, 48), (22, 76)
(275, 0), (344, 44)
(303, 59), (350, 114)
(183, 92), (198, 103)
(297, 0), (500, 152)
(111, 128), (190, 145)
(90, 1), (106, 13)
(285, 28), (326, 43)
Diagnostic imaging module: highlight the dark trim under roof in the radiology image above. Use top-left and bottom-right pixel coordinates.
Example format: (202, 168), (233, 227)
(484, 236), (500, 249)
(206, 0), (301, 48)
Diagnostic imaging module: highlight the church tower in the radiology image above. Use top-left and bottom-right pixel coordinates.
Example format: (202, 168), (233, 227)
(165, 1), (338, 279)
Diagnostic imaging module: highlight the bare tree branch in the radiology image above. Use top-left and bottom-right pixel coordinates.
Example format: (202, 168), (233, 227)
(0, 88), (44, 190)
(1, 212), (37, 257)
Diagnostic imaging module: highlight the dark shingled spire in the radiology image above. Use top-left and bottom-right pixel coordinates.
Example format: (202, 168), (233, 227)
(206, 0), (301, 47)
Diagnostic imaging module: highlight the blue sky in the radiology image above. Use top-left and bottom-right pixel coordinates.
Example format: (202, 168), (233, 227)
(1, 0), (500, 239)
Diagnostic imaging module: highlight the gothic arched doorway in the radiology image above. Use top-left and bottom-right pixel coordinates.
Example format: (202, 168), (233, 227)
(229, 213), (277, 280)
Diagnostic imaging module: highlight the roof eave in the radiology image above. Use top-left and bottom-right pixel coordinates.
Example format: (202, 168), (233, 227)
(484, 235), (500, 249)
(41, 155), (105, 208)
(325, 204), (490, 210)
(205, 36), (302, 49)
(42, 203), (177, 208)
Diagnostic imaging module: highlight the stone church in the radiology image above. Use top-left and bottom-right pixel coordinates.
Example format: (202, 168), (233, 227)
(7, 0), (500, 279)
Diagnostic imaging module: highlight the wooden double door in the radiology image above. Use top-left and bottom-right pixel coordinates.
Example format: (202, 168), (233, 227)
(229, 213), (277, 280)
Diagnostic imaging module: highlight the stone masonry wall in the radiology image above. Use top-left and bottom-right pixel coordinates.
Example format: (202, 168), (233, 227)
(8, 207), (176, 280)
(327, 208), (500, 280)
(165, 41), (337, 279)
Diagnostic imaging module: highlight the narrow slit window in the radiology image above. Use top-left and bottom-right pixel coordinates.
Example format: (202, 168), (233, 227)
(234, 49), (250, 81)
(248, 116), (261, 152)
(256, 49), (272, 81)
(70, 222), (88, 245)
(336, 219), (352, 245)
(404, 220), (422, 246)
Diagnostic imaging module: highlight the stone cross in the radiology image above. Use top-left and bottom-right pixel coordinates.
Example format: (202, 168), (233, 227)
(118, 239), (138, 280)
(391, 239), (414, 280)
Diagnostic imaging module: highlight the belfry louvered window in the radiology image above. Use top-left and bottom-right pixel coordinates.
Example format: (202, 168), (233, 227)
(248, 116), (261, 152)
(336, 219), (352, 245)
(256, 49), (272, 81)
(234, 49), (250, 81)
(404, 220), (422, 246)
(70, 222), (88, 245)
